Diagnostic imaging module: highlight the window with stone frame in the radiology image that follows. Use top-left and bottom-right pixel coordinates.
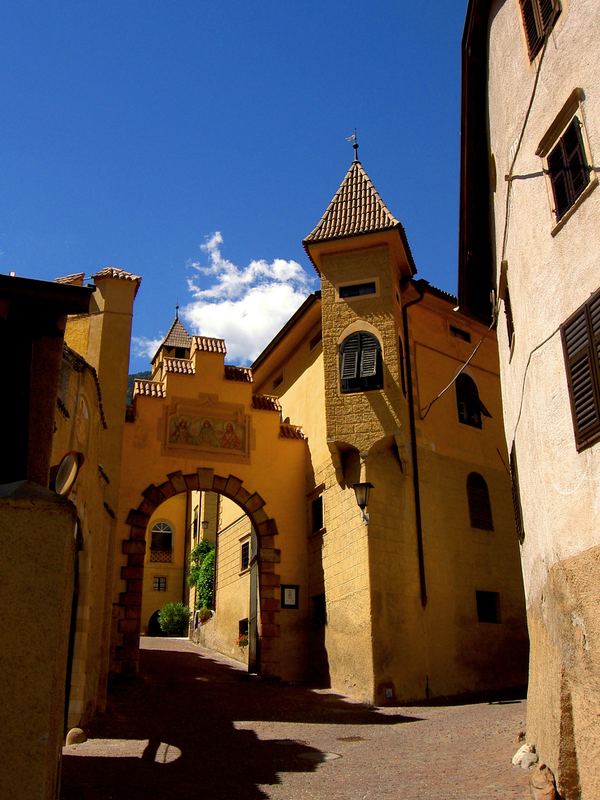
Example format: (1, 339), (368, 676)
(518, 0), (560, 60)
(153, 576), (167, 592)
(240, 540), (250, 572)
(339, 331), (383, 393)
(561, 288), (600, 451)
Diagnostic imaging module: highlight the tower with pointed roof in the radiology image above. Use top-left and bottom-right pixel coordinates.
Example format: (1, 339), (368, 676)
(150, 309), (193, 379)
(303, 156), (415, 462)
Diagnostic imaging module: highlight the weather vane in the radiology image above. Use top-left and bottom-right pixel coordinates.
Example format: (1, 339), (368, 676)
(345, 129), (359, 161)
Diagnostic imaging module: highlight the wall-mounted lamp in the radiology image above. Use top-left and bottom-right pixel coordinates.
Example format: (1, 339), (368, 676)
(201, 520), (209, 531)
(352, 481), (373, 525)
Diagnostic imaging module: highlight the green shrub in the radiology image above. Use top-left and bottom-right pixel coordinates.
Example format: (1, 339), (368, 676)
(158, 602), (191, 635)
(188, 541), (216, 610)
(197, 549), (216, 609)
(197, 606), (212, 623)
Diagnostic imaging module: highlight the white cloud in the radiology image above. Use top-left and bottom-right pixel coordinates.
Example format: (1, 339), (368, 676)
(182, 232), (315, 364)
(132, 335), (163, 361)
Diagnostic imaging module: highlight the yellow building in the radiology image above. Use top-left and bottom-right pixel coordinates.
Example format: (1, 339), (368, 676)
(124, 156), (528, 705)
(0, 267), (138, 800)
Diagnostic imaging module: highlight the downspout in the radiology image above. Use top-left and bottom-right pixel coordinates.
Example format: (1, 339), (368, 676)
(401, 279), (427, 607)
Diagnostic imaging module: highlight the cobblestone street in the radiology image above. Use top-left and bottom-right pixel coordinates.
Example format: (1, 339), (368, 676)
(61, 638), (531, 799)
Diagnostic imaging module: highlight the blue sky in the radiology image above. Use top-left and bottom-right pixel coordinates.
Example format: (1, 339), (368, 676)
(2, 1), (467, 370)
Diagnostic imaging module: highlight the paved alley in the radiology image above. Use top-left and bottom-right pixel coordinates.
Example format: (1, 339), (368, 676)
(61, 637), (531, 799)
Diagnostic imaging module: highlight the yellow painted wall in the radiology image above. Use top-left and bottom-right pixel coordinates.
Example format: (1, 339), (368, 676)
(116, 341), (308, 680)
(196, 498), (251, 662)
(141, 493), (187, 634)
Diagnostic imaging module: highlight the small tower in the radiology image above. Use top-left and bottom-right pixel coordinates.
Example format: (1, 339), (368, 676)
(150, 309), (192, 380)
(303, 156), (416, 467)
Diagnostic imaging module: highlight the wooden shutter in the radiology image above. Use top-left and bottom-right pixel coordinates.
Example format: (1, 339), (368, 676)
(340, 333), (360, 380)
(563, 119), (589, 200)
(509, 444), (525, 543)
(519, 0), (560, 59)
(519, 0), (543, 57)
(561, 291), (600, 450)
(548, 142), (571, 219)
(359, 334), (379, 378)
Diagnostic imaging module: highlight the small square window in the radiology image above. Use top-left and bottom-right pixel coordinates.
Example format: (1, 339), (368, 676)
(339, 281), (377, 299)
(476, 590), (500, 624)
(153, 576), (167, 592)
(240, 541), (250, 572)
(450, 325), (471, 343)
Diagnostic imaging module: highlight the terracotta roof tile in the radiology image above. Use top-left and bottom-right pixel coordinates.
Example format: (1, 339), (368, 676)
(303, 160), (400, 244)
(133, 379), (166, 399)
(279, 423), (306, 440)
(54, 272), (85, 286)
(252, 394), (282, 413)
(225, 365), (253, 383)
(193, 335), (227, 354)
(162, 318), (192, 350)
(92, 266), (141, 296)
(164, 357), (195, 374)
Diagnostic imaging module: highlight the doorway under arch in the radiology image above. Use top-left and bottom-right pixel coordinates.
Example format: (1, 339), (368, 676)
(114, 468), (281, 679)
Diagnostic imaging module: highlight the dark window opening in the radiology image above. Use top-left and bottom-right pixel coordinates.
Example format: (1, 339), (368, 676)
(174, 346), (188, 358)
(239, 618), (249, 637)
(476, 590), (500, 624)
(450, 325), (472, 343)
(519, 0), (561, 60)
(456, 374), (490, 428)
(312, 593), (327, 627)
(561, 288), (600, 451)
(339, 281), (376, 298)
(547, 117), (590, 221)
(340, 332), (383, 393)
(311, 495), (324, 533)
(467, 473), (494, 531)
(153, 576), (167, 592)
(240, 541), (250, 571)
(504, 287), (515, 349)
(398, 337), (407, 397)
(510, 443), (525, 544)
(309, 331), (322, 350)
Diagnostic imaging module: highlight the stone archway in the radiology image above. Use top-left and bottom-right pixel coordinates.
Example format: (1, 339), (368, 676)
(113, 467), (281, 678)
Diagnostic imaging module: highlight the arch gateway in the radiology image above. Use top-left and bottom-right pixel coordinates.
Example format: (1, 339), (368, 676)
(113, 327), (307, 681)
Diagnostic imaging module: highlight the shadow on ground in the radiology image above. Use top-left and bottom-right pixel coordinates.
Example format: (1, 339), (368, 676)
(61, 640), (421, 799)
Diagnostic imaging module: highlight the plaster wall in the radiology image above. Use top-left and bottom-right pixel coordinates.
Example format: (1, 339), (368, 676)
(487, 2), (600, 793)
(197, 506), (251, 663)
(0, 485), (76, 800)
(141, 494), (187, 634)
(52, 361), (116, 729)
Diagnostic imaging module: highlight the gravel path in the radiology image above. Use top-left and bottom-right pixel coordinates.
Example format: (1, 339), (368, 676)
(61, 637), (531, 799)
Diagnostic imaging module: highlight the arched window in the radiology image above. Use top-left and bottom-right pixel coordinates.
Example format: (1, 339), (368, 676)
(467, 473), (494, 530)
(150, 521), (173, 562)
(340, 332), (383, 393)
(456, 373), (490, 428)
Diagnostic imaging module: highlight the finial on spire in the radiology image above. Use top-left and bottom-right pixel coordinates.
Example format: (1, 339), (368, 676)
(345, 129), (359, 161)
(175, 303), (179, 320)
